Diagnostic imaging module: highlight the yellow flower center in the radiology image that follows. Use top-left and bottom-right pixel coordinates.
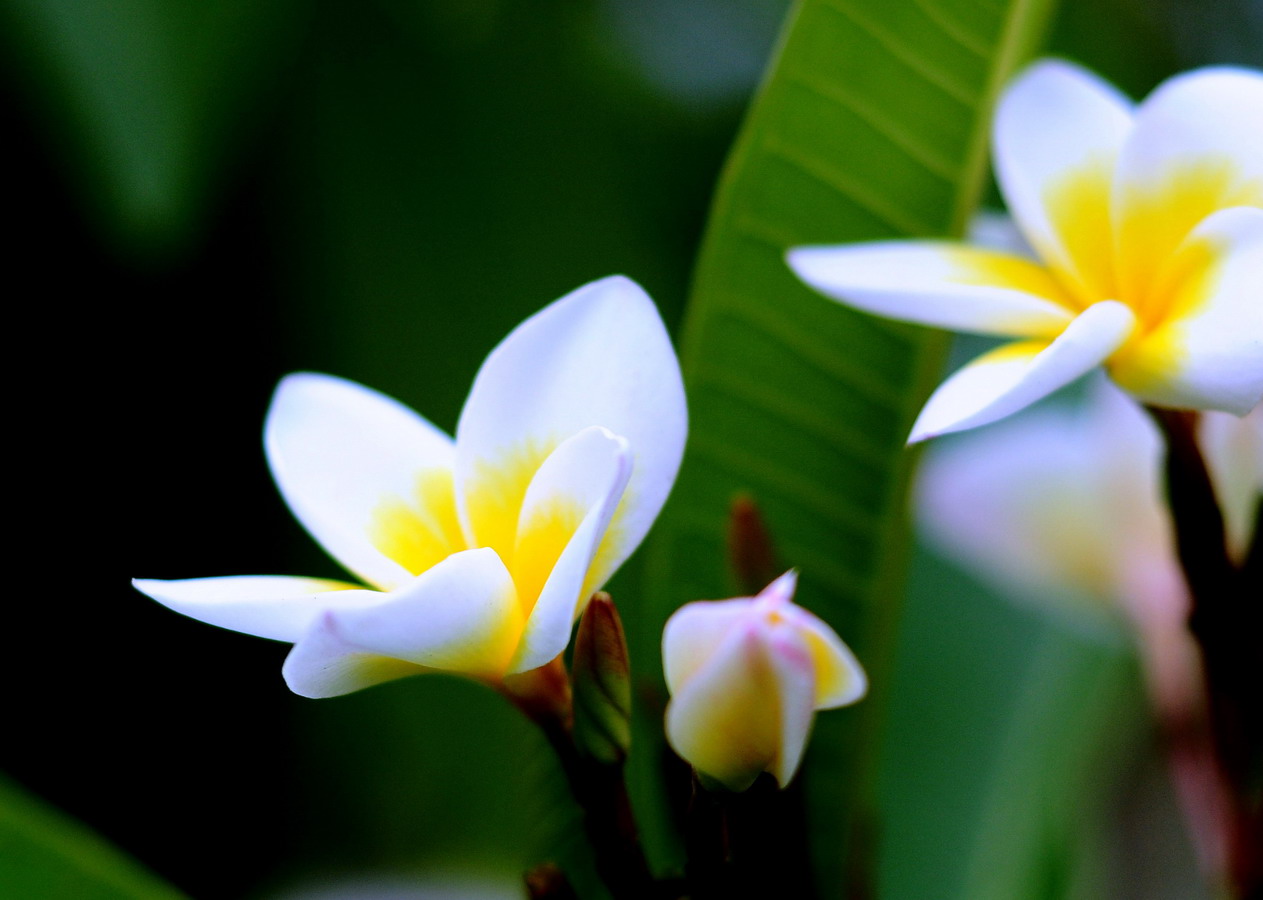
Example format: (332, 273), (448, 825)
(369, 440), (622, 622)
(1046, 156), (1261, 331)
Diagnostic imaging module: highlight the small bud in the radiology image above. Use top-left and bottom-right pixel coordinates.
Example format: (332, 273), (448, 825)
(525, 862), (578, 900)
(728, 493), (778, 595)
(662, 572), (866, 791)
(572, 593), (633, 765)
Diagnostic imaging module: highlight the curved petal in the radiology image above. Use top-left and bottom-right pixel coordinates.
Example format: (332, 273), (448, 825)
(1199, 406), (1263, 563)
(909, 300), (1137, 442)
(132, 575), (372, 642)
(266, 373), (459, 593)
(507, 427), (632, 674)
(1114, 67), (1263, 310)
(456, 276), (686, 582)
(993, 59), (1134, 304)
(787, 243), (1076, 338)
(764, 627), (819, 787)
(662, 597), (757, 694)
(778, 605), (867, 709)
(283, 548), (522, 697)
(915, 377), (1171, 605)
(282, 627), (429, 700)
(665, 625), (787, 791)
(1110, 207), (1263, 414)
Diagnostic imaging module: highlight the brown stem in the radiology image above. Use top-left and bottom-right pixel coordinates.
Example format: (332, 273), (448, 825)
(505, 659), (659, 900)
(684, 773), (818, 900)
(533, 713), (659, 900)
(1149, 408), (1262, 897)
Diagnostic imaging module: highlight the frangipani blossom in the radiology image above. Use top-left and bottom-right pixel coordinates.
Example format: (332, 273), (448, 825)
(662, 572), (866, 791)
(789, 60), (1263, 442)
(135, 276), (686, 698)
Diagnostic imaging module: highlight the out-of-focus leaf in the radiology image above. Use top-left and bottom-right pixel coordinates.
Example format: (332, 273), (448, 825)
(635, 0), (1055, 887)
(0, 0), (301, 257)
(0, 773), (187, 900)
(879, 552), (1148, 900)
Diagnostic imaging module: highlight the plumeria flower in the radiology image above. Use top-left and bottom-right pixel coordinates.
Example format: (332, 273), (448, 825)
(661, 572), (866, 791)
(789, 60), (1263, 442)
(135, 276), (686, 698)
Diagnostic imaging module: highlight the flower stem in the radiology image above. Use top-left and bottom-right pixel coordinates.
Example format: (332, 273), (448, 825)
(505, 660), (659, 900)
(1149, 408), (1261, 898)
(684, 773), (818, 899)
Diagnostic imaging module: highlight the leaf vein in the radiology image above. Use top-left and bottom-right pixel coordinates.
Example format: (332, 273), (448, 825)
(817, 0), (978, 106)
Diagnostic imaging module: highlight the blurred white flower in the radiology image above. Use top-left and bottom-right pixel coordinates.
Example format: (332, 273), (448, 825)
(135, 276), (686, 697)
(916, 378), (1259, 715)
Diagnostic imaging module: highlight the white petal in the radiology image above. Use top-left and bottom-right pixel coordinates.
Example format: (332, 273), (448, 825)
(777, 605), (867, 709)
(750, 570), (866, 709)
(756, 570), (798, 603)
(914, 377), (1172, 605)
(1113, 68), (1263, 307)
(132, 575), (374, 642)
(664, 624), (785, 791)
(283, 548), (522, 697)
(788, 243), (1075, 338)
(280, 625), (429, 700)
(456, 276), (686, 582)
(910, 300), (1136, 442)
(1109, 207), (1263, 414)
(507, 427), (632, 673)
(764, 627), (819, 787)
(266, 373), (458, 592)
(993, 59), (1134, 303)
(661, 597), (757, 694)
(1199, 405), (1263, 563)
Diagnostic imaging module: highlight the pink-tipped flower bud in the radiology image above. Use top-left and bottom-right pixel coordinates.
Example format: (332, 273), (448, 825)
(661, 571), (866, 791)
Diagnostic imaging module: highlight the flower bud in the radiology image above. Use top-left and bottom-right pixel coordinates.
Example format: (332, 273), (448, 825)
(662, 572), (866, 791)
(571, 593), (632, 765)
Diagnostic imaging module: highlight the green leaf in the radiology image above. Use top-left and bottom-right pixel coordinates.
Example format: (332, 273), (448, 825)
(878, 552), (1153, 900)
(636, 0), (1056, 887)
(0, 774), (187, 900)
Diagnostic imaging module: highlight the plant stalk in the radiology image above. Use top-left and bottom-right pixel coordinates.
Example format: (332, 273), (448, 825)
(1149, 408), (1261, 898)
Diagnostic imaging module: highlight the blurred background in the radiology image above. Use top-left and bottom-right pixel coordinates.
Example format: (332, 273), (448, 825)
(1, 0), (1258, 897)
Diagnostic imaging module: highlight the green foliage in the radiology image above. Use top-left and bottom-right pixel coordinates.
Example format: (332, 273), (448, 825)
(0, 0), (299, 256)
(636, 0), (1055, 888)
(0, 774), (186, 900)
(879, 553), (1155, 900)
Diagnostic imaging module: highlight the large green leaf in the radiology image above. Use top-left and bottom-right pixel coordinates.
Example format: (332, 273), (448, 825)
(0, 774), (187, 900)
(636, 0), (1056, 888)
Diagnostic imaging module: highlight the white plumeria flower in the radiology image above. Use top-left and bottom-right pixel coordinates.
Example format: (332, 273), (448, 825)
(661, 572), (866, 791)
(135, 276), (687, 698)
(789, 60), (1263, 442)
